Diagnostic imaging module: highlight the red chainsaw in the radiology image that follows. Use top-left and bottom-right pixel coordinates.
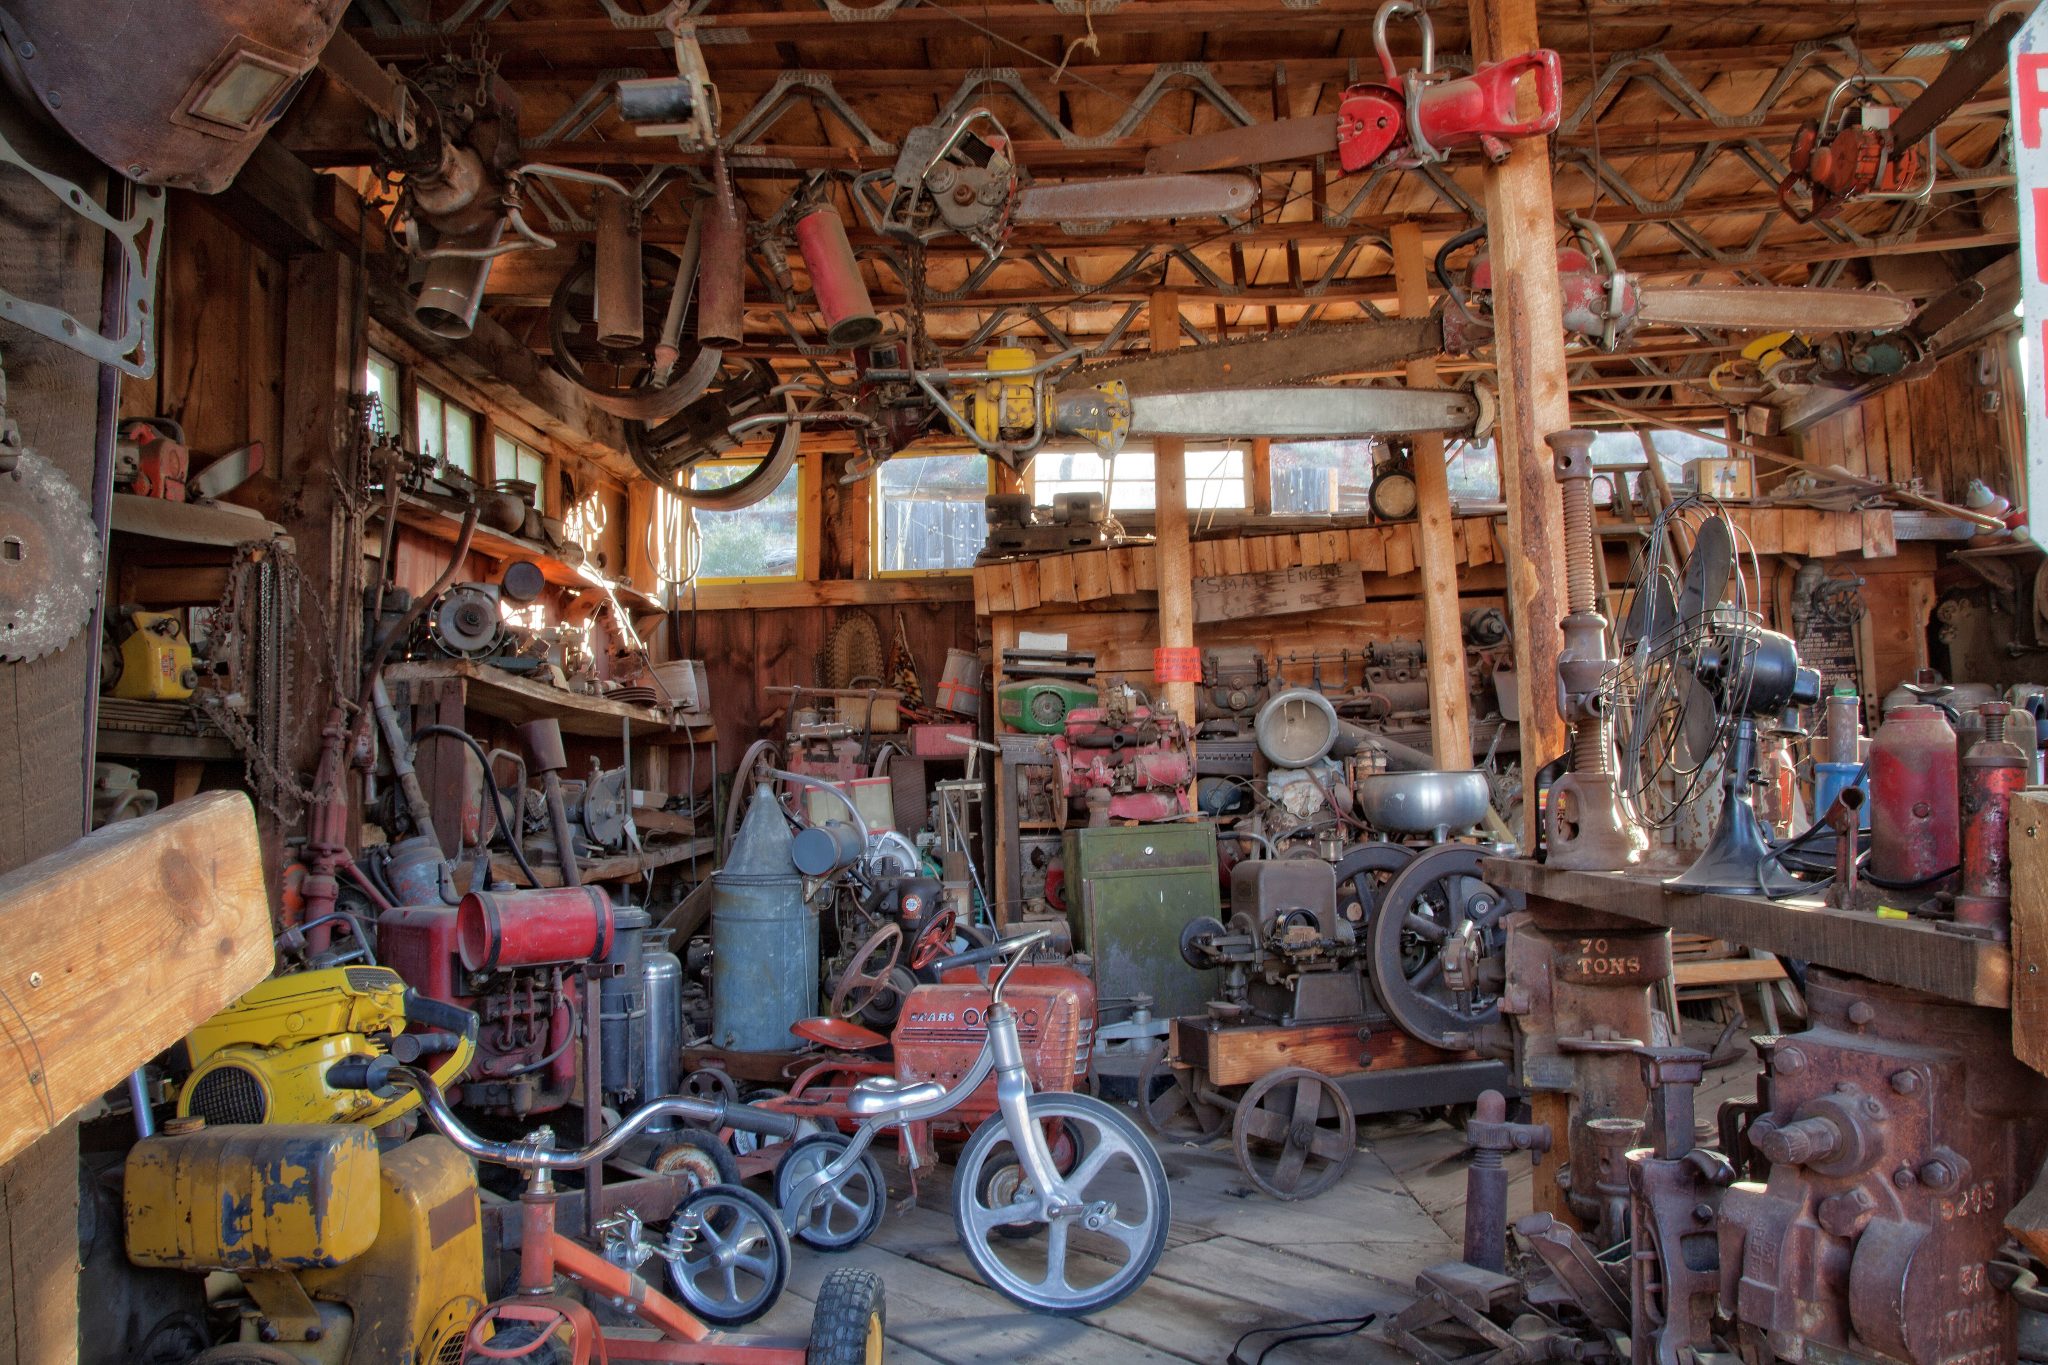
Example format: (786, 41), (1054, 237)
(1146, 0), (1562, 176)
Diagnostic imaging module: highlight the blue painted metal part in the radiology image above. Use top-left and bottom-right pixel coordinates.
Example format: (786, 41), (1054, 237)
(711, 783), (817, 1052)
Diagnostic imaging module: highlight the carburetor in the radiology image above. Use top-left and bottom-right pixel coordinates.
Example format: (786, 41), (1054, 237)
(1719, 970), (2048, 1364)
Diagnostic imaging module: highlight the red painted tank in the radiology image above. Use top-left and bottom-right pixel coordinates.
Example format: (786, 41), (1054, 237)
(1957, 701), (2026, 937)
(1868, 704), (1959, 886)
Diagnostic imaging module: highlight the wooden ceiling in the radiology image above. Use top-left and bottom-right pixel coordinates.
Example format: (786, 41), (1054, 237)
(294, 0), (2020, 424)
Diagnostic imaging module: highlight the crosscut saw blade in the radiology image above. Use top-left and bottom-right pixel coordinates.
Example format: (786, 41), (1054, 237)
(1637, 286), (1915, 334)
(1013, 173), (1259, 224)
(1065, 312), (1445, 397)
(0, 450), (101, 662)
(1129, 385), (1482, 440)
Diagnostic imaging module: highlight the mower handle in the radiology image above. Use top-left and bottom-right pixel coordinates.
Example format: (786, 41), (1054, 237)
(390, 1066), (800, 1171)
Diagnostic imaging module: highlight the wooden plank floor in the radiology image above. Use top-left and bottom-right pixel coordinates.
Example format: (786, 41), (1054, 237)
(752, 1023), (1768, 1363)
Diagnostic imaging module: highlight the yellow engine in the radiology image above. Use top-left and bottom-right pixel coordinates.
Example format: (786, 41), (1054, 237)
(951, 346), (1131, 457)
(111, 608), (198, 701)
(178, 965), (474, 1130)
(125, 1123), (485, 1365)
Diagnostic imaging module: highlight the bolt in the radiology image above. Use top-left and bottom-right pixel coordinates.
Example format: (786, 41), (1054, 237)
(16, 41), (33, 57)
(1862, 1098), (1884, 1118)
(1919, 1158), (1957, 1190)
(26, 972), (40, 988)
(1693, 1203), (1714, 1223)
(45, 89), (59, 109)
(1889, 1070), (1921, 1095)
(257, 1322), (279, 1343)
(1894, 1166), (1917, 1188)
(1775, 1047), (1806, 1073)
(127, 164), (142, 179)
(1847, 1001), (1876, 1026)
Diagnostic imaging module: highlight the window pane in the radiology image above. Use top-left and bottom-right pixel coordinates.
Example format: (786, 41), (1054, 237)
(877, 455), (989, 572)
(416, 389), (444, 459)
(1188, 446), (1247, 512)
(1030, 446), (1156, 510)
(516, 446), (546, 489)
(493, 432), (518, 480)
(691, 461), (802, 579)
(1270, 439), (1379, 514)
(442, 403), (476, 477)
(1446, 440), (1502, 501)
(364, 352), (400, 439)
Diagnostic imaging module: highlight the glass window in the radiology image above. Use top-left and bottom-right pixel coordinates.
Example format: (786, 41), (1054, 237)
(1029, 442), (1247, 513)
(1270, 439), (1381, 514)
(875, 454), (990, 573)
(417, 384), (477, 478)
(1446, 439), (1502, 502)
(364, 351), (400, 440)
(492, 432), (548, 506)
(690, 460), (803, 581)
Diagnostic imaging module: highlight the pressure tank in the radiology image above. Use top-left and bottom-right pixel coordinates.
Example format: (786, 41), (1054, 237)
(1868, 704), (1959, 888)
(711, 784), (816, 1051)
(641, 929), (684, 1120)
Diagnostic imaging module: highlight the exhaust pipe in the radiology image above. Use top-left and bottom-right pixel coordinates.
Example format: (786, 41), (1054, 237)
(594, 190), (646, 350)
(795, 203), (881, 349)
(696, 177), (746, 350)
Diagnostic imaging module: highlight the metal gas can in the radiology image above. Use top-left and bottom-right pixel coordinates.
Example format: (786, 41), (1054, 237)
(711, 783), (816, 1052)
(1868, 704), (1959, 887)
(1957, 702), (2026, 937)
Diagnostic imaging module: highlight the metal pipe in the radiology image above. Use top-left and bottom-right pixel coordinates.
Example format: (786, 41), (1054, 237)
(594, 190), (645, 350)
(695, 171), (746, 350)
(795, 203), (881, 348)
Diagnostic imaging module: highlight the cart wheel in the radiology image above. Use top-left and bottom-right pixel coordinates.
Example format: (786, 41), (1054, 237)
(683, 1067), (739, 1105)
(806, 1267), (886, 1365)
(1231, 1067), (1356, 1201)
(1136, 1043), (1227, 1142)
(775, 1133), (888, 1251)
(666, 1184), (791, 1326)
(651, 1126), (740, 1196)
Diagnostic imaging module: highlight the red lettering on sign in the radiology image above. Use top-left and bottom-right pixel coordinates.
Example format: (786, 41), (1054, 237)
(2036, 189), (2048, 279)
(2022, 53), (2048, 149)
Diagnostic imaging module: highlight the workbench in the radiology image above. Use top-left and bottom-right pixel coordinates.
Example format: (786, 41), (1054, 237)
(1482, 858), (2011, 1010)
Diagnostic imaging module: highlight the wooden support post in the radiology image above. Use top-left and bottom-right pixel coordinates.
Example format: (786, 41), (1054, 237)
(1151, 289), (1197, 723)
(1391, 223), (1472, 769)
(1249, 437), (1273, 517)
(1470, 0), (1570, 846)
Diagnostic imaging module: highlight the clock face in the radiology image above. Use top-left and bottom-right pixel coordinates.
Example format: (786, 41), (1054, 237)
(1371, 470), (1419, 521)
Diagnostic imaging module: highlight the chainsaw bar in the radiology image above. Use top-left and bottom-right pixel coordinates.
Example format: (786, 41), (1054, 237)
(1066, 313), (1446, 397)
(1143, 115), (1343, 175)
(1130, 385), (1481, 440)
(1013, 174), (1259, 223)
(1637, 286), (1914, 334)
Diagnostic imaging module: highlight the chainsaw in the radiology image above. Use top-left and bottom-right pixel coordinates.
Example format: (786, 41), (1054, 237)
(1146, 1), (1561, 176)
(1778, 11), (2024, 223)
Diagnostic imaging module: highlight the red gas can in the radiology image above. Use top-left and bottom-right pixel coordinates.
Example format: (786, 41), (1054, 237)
(1869, 704), (1959, 886)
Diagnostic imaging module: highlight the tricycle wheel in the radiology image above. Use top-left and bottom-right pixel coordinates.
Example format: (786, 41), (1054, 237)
(651, 1126), (739, 1195)
(806, 1267), (886, 1365)
(775, 1133), (887, 1251)
(665, 1184), (790, 1326)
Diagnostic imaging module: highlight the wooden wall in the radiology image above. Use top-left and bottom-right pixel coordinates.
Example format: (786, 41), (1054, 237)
(1791, 340), (2025, 506)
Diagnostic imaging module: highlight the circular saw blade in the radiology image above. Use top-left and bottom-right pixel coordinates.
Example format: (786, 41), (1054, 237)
(0, 450), (101, 662)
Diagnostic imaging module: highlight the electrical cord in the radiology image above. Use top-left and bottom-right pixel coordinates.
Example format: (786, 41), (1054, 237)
(415, 723), (543, 890)
(1227, 1312), (1378, 1365)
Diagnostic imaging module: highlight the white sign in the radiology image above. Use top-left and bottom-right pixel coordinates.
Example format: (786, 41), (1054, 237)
(2015, 8), (2048, 535)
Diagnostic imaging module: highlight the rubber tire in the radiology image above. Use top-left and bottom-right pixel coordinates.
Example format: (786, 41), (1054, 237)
(951, 1092), (1171, 1316)
(666, 1183), (791, 1327)
(774, 1133), (888, 1252)
(468, 1320), (572, 1365)
(653, 1125), (742, 1192)
(806, 1267), (887, 1365)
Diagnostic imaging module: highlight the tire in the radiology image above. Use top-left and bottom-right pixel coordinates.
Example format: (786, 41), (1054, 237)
(652, 1126), (741, 1194)
(952, 1092), (1171, 1315)
(806, 1267), (886, 1365)
(665, 1184), (791, 1327)
(774, 1133), (888, 1252)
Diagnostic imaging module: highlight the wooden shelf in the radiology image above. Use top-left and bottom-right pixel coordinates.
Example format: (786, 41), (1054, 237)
(378, 492), (662, 613)
(1483, 858), (2009, 1009)
(384, 659), (715, 743)
(110, 493), (286, 548)
(465, 836), (718, 890)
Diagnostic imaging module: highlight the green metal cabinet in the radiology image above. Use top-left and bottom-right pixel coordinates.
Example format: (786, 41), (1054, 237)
(1062, 825), (1220, 1022)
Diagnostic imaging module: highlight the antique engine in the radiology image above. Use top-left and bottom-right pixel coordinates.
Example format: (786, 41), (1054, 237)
(1054, 685), (1193, 824)
(379, 886), (615, 1117)
(1196, 647), (1271, 737)
(1718, 971), (2048, 1364)
(1178, 861), (1370, 1026)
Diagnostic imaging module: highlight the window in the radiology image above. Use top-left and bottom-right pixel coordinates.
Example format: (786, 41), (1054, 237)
(1446, 439), (1502, 502)
(690, 460), (803, 581)
(416, 384), (477, 479)
(1271, 439), (1380, 514)
(493, 432), (548, 507)
(1030, 443), (1248, 514)
(875, 454), (990, 573)
(364, 351), (401, 440)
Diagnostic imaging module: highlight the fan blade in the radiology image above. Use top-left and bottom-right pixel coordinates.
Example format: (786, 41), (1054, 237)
(1676, 516), (1734, 621)
(1678, 675), (1721, 768)
(1637, 286), (1913, 334)
(1621, 578), (1677, 653)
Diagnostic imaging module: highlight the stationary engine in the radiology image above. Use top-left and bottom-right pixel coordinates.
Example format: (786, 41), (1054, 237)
(1178, 861), (1371, 1026)
(1054, 686), (1193, 825)
(379, 886), (614, 1117)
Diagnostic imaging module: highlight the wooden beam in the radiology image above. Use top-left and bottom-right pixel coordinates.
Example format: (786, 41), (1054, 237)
(1471, 0), (1570, 850)
(1151, 289), (1197, 725)
(1392, 223), (1472, 769)
(1248, 438), (1273, 517)
(0, 793), (274, 1167)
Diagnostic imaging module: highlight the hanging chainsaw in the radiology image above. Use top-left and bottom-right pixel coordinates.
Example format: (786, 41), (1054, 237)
(1145, 1), (1562, 176)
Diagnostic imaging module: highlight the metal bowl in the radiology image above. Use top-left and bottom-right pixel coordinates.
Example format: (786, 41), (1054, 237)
(1355, 770), (1492, 838)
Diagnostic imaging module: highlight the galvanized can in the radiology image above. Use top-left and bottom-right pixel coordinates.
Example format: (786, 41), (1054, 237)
(711, 785), (817, 1051)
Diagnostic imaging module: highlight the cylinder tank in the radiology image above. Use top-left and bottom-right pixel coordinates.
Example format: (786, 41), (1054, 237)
(711, 784), (817, 1051)
(642, 929), (684, 1115)
(1868, 704), (1960, 887)
(600, 905), (650, 1102)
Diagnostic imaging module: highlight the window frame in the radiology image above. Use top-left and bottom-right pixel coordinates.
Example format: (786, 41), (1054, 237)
(416, 381), (478, 480)
(686, 456), (808, 585)
(871, 451), (995, 578)
(491, 430), (550, 511)
(364, 350), (402, 441)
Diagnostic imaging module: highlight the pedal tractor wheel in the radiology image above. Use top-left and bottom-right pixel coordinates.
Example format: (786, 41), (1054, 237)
(1231, 1066), (1356, 1201)
(806, 1267), (886, 1365)
(665, 1183), (791, 1327)
(775, 1133), (888, 1252)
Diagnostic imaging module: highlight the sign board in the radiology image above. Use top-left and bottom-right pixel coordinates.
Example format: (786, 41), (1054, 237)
(1192, 560), (1367, 623)
(2014, 10), (2048, 533)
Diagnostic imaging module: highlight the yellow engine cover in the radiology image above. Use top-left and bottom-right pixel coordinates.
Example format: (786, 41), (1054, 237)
(185, 966), (410, 1057)
(301, 1135), (485, 1365)
(179, 967), (414, 1127)
(125, 1124), (381, 1272)
(112, 610), (197, 700)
